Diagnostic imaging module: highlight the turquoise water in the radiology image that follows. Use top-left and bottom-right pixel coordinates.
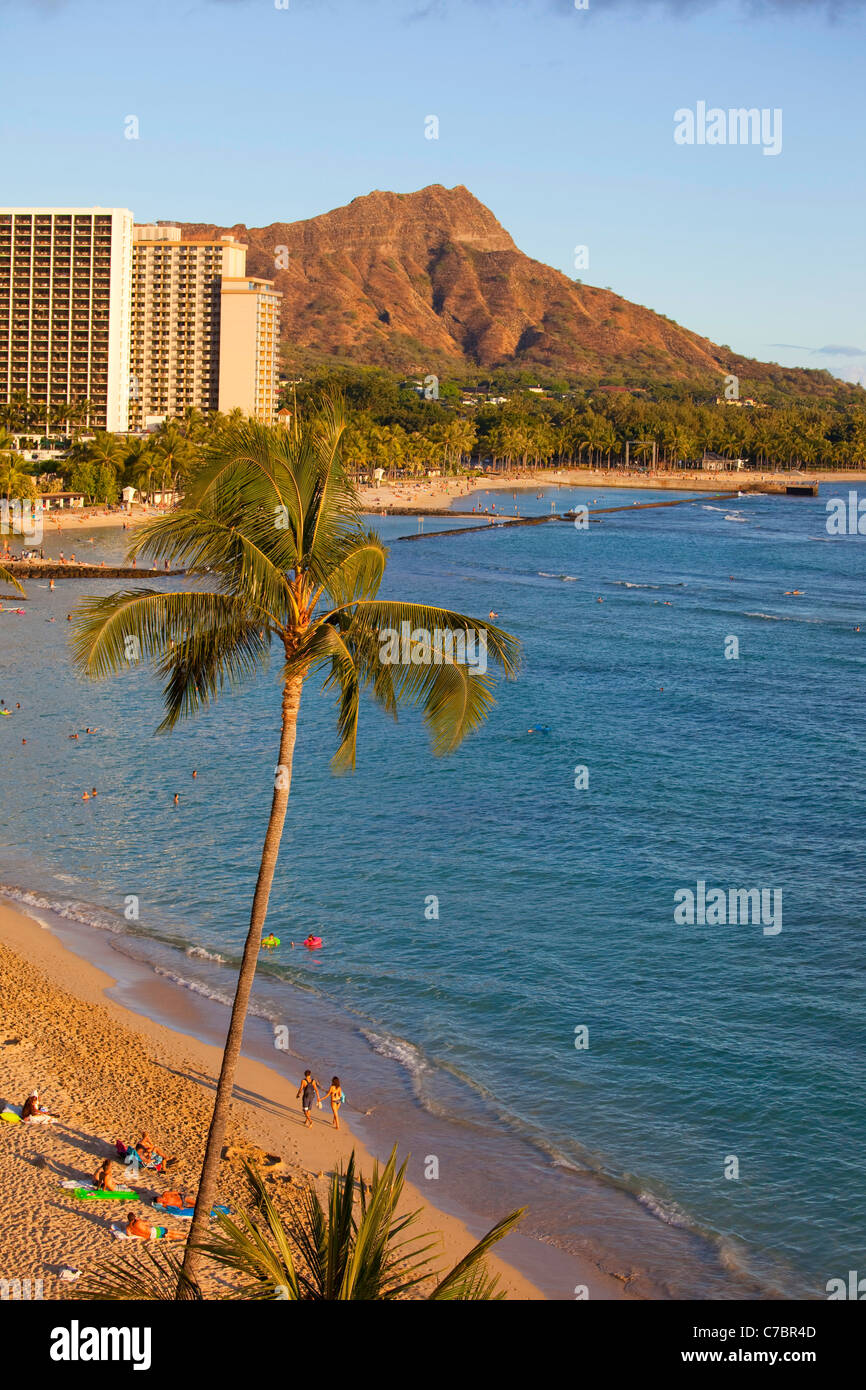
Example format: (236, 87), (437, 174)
(1, 485), (864, 1298)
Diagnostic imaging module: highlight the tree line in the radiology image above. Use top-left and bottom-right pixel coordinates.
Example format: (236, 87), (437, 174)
(292, 367), (866, 473)
(2, 365), (865, 507)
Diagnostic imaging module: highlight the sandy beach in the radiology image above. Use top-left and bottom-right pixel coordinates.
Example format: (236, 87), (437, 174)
(356, 467), (865, 513)
(0, 895), (633, 1301)
(6, 469), (863, 551)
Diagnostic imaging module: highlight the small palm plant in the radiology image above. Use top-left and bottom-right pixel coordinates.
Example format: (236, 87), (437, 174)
(71, 400), (520, 1294)
(0, 562), (24, 594)
(0, 446), (26, 594)
(77, 1148), (524, 1301)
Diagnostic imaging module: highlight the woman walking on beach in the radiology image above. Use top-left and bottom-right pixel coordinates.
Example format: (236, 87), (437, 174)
(324, 1076), (344, 1130)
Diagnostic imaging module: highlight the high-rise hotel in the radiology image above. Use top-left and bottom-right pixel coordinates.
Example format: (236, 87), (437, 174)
(0, 208), (281, 433)
(0, 207), (134, 432)
(129, 224), (280, 429)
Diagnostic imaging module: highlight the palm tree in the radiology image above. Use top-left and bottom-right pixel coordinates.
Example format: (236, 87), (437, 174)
(131, 452), (159, 505)
(177, 406), (210, 443)
(150, 423), (198, 494)
(0, 453), (37, 503)
(71, 403), (520, 1294)
(75, 430), (128, 473)
(77, 1149), (524, 1301)
(49, 398), (73, 437)
(65, 397), (93, 438)
(632, 436), (656, 469)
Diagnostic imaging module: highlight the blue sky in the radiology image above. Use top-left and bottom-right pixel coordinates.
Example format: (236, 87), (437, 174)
(1, 0), (864, 383)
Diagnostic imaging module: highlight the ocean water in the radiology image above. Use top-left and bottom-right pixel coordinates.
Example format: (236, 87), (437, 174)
(1, 484), (864, 1299)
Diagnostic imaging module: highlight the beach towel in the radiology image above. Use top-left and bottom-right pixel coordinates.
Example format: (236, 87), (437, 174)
(152, 1201), (231, 1219)
(0, 1108), (22, 1124)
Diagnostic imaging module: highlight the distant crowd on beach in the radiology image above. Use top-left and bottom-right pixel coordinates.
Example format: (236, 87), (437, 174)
(2, 1067), (346, 1258)
(0, 1094), (188, 1244)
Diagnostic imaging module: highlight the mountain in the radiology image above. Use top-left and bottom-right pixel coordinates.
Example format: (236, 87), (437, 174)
(179, 185), (843, 394)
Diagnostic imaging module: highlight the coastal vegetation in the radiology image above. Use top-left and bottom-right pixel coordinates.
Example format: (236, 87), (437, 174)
(1, 366), (865, 514)
(291, 366), (866, 474)
(70, 401), (520, 1295)
(79, 1148), (523, 1301)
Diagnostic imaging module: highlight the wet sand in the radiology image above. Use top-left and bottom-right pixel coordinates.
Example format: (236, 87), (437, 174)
(0, 895), (632, 1301)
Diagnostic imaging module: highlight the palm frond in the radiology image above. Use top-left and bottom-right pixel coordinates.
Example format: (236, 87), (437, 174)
(0, 563), (25, 595)
(323, 600), (521, 756)
(321, 532), (387, 609)
(76, 1245), (203, 1301)
(127, 508), (296, 620)
(70, 589), (271, 729)
(195, 1151), (520, 1301)
(199, 1169), (303, 1300)
(427, 1207), (526, 1300)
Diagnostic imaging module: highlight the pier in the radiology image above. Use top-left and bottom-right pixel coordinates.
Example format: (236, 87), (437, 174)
(4, 565), (185, 580)
(395, 481), (820, 542)
(397, 492), (738, 542)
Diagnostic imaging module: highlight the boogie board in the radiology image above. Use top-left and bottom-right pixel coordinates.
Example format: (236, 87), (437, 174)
(74, 1187), (138, 1201)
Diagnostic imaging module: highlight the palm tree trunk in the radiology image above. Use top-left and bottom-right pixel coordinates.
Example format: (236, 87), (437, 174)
(178, 672), (304, 1293)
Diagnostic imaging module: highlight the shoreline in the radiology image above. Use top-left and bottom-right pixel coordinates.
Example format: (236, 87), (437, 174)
(356, 466), (859, 513)
(0, 892), (635, 1301)
(0, 482), (815, 1301)
(3, 469), (860, 555)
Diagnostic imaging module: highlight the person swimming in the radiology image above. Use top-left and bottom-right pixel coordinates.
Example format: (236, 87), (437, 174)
(261, 933), (279, 950)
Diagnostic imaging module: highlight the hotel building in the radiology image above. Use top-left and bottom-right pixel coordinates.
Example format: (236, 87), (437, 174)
(129, 223), (281, 429)
(0, 210), (281, 434)
(218, 274), (281, 424)
(0, 207), (134, 432)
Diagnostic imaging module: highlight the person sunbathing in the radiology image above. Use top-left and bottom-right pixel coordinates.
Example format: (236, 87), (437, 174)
(92, 1159), (119, 1192)
(155, 1189), (186, 1209)
(20, 1090), (57, 1123)
(125, 1212), (185, 1241)
(135, 1134), (171, 1170)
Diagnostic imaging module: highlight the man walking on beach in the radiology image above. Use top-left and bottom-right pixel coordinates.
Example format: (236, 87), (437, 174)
(296, 1069), (321, 1127)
